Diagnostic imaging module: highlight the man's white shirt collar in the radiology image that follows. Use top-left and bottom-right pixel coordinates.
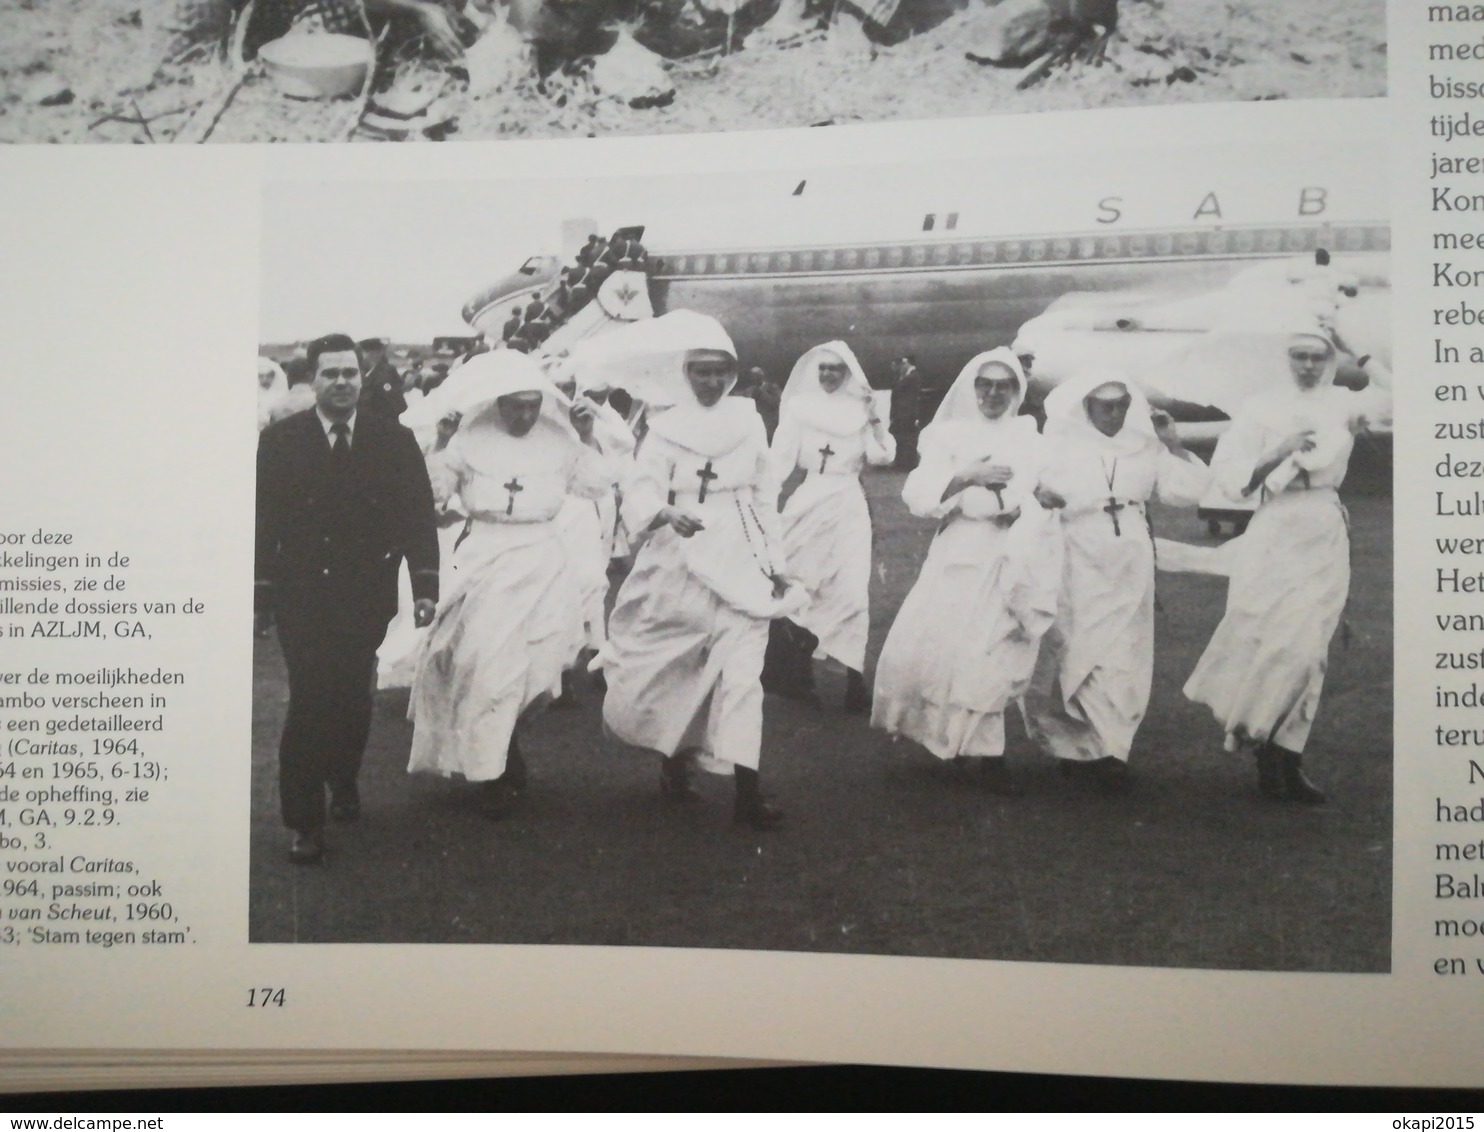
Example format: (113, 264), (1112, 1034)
(315, 408), (357, 445)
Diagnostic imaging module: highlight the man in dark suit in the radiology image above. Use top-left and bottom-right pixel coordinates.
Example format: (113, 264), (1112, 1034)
(255, 333), (439, 865)
(356, 337), (409, 422)
(889, 355), (924, 470)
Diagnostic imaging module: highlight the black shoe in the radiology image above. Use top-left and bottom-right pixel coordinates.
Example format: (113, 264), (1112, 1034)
(288, 831), (324, 865)
(733, 765), (783, 830)
(504, 741), (528, 790)
(551, 670), (580, 710)
(478, 777), (521, 820)
(660, 751), (701, 803)
(1092, 757), (1130, 794)
(1279, 750), (1327, 805)
(329, 786), (361, 823)
(1254, 743), (1284, 801)
(734, 793), (785, 830)
(979, 757), (1024, 797)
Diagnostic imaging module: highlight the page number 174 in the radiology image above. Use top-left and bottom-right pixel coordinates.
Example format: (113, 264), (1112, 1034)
(246, 987), (286, 1008)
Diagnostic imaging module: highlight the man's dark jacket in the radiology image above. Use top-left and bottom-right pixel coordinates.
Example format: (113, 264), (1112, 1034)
(255, 408), (439, 637)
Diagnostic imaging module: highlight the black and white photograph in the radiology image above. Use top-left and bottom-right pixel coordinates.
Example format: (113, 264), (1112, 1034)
(0, 0), (1384, 143)
(249, 146), (1393, 973)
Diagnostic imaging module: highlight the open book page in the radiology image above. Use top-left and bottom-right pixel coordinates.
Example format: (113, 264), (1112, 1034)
(0, 0), (1476, 1089)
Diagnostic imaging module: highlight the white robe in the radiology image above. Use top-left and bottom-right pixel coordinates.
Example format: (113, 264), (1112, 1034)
(601, 400), (794, 774)
(1183, 385), (1376, 753)
(1024, 440), (1210, 762)
(768, 395), (895, 670)
(407, 432), (612, 782)
(555, 406), (632, 654)
(376, 515), (464, 691)
(871, 416), (1058, 759)
(556, 495), (614, 654)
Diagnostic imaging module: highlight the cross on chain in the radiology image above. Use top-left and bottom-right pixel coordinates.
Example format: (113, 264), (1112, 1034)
(695, 460), (718, 503)
(1100, 456), (1123, 536)
(503, 476), (523, 516)
(817, 443), (836, 474)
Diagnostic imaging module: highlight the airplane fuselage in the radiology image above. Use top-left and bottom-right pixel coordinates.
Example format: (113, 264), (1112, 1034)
(645, 220), (1390, 400)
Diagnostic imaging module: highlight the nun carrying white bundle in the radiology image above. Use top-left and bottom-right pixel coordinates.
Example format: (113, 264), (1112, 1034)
(762, 341), (895, 712)
(1183, 326), (1392, 804)
(406, 351), (615, 820)
(594, 312), (803, 830)
(870, 348), (1058, 795)
(1022, 368), (1210, 793)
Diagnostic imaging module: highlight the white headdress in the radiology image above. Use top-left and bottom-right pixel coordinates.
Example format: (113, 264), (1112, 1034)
(567, 311), (757, 458)
(256, 357), (288, 431)
(1042, 366), (1158, 458)
(927, 347), (1028, 431)
(778, 341), (875, 437)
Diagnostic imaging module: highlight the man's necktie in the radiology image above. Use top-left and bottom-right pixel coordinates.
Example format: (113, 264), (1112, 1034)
(330, 422), (351, 464)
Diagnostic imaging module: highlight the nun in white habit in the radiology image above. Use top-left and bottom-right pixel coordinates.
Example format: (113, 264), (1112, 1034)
(257, 357), (288, 432)
(870, 349), (1058, 793)
(1183, 326), (1391, 803)
(764, 341), (895, 711)
(598, 312), (803, 829)
(548, 362), (637, 688)
(1022, 369), (1210, 792)
(407, 352), (614, 818)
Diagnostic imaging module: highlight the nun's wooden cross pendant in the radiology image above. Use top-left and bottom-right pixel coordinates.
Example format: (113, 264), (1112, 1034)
(817, 443), (835, 474)
(1103, 497), (1124, 536)
(503, 477), (523, 515)
(695, 461), (719, 503)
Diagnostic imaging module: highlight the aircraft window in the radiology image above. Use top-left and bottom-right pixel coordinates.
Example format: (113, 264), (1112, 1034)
(886, 246), (905, 267)
(1025, 240), (1045, 261)
(1286, 228), (1311, 250)
(922, 213), (936, 231)
(864, 248), (881, 268)
(1372, 226), (1391, 250)
(1206, 231), (1229, 253)
(909, 245), (928, 265)
(977, 242), (997, 262)
(716, 255), (731, 272)
(1154, 234), (1174, 255)
(946, 212), (959, 230)
(1128, 235), (1147, 256)
(1052, 238), (1071, 259)
(776, 252), (793, 271)
(1260, 229), (1283, 251)
(1234, 230), (1256, 252)
(1002, 241), (1022, 262)
(1077, 237), (1097, 258)
(932, 244), (951, 264)
(1178, 232), (1199, 254)
(955, 242), (975, 265)
(841, 248), (860, 268)
(1101, 236), (1123, 257)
